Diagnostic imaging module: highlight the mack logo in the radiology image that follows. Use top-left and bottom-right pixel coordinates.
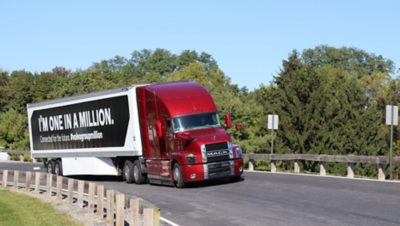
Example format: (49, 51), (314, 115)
(207, 149), (229, 157)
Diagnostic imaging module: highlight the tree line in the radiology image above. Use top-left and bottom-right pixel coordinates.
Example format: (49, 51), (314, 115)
(0, 46), (399, 176)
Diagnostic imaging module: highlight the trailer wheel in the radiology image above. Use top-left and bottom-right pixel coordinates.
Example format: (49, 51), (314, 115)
(173, 163), (185, 188)
(133, 160), (145, 184)
(54, 160), (63, 176)
(123, 160), (135, 183)
(47, 160), (54, 174)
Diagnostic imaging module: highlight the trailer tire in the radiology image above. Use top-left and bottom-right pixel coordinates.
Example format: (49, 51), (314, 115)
(123, 160), (135, 183)
(173, 163), (185, 188)
(54, 159), (63, 176)
(47, 160), (54, 174)
(133, 160), (145, 184)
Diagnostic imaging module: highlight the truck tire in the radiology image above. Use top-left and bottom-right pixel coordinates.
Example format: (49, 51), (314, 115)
(54, 159), (63, 176)
(133, 160), (145, 184)
(173, 163), (185, 188)
(47, 160), (54, 174)
(123, 160), (135, 183)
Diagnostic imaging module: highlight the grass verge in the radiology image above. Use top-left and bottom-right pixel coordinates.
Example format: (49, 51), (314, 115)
(0, 189), (82, 226)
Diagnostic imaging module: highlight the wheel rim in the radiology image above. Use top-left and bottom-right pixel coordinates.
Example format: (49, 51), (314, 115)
(173, 166), (180, 183)
(47, 164), (52, 173)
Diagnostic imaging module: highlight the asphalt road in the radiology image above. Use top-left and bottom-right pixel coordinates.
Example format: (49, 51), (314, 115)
(1, 161), (400, 226)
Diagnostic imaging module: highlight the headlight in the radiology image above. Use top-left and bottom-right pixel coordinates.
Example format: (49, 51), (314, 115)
(228, 142), (234, 158)
(186, 154), (196, 164)
(201, 144), (207, 163)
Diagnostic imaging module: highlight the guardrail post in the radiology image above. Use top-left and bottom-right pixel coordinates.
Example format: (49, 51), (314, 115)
(88, 182), (96, 213)
(106, 190), (115, 225)
(116, 194), (125, 226)
(270, 160), (276, 173)
(47, 173), (53, 197)
(347, 163), (355, 178)
(67, 179), (74, 205)
(2, 170), (8, 188)
(25, 171), (32, 191)
(378, 164), (386, 181)
(97, 185), (104, 218)
(144, 208), (160, 226)
(78, 180), (85, 208)
(56, 176), (63, 201)
(319, 162), (326, 176)
(130, 198), (141, 226)
(248, 159), (254, 171)
(34, 172), (41, 194)
(19, 154), (24, 162)
(14, 171), (19, 189)
(294, 161), (300, 173)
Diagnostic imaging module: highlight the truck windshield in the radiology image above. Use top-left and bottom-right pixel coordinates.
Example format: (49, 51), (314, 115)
(172, 113), (221, 133)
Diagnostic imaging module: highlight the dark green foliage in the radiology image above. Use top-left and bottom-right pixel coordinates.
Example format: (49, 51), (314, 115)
(301, 45), (395, 77)
(0, 71), (9, 112)
(261, 46), (393, 173)
(0, 109), (29, 150)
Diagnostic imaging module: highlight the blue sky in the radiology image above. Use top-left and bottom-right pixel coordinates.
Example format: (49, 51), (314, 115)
(1, 1), (399, 90)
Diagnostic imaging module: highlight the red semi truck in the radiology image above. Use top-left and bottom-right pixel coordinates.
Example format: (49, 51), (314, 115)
(27, 81), (243, 187)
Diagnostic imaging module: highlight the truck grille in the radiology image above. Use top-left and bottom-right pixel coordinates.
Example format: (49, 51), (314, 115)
(207, 161), (233, 179)
(205, 142), (230, 163)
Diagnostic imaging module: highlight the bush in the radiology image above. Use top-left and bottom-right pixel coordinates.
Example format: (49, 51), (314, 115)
(23, 154), (32, 162)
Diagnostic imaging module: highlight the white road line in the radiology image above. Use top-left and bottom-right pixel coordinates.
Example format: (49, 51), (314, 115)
(160, 216), (180, 226)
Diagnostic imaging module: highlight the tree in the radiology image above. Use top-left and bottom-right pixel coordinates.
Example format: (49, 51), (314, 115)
(7, 70), (34, 113)
(301, 45), (394, 78)
(0, 109), (29, 150)
(260, 49), (389, 173)
(0, 70), (9, 112)
(130, 49), (177, 80)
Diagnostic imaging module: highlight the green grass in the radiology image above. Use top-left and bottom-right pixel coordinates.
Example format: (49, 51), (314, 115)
(0, 190), (82, 226)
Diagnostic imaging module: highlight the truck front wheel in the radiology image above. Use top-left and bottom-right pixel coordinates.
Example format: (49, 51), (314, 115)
(173, 163), (185, 188)
(123, 160), (135, 183)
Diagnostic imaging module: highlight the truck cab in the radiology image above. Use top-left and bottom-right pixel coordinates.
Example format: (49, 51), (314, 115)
(137, 81), (243, 187)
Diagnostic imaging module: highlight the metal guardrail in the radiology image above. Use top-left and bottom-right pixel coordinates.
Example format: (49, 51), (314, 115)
(243, 153), (400, 181)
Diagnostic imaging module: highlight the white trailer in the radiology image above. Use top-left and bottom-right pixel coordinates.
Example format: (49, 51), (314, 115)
(27, 87), (143, 176)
